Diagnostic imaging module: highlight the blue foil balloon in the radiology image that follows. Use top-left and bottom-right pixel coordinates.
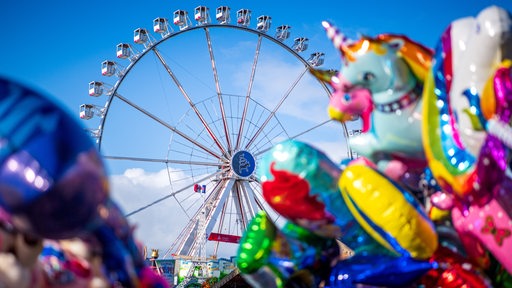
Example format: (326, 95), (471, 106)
(326, 254), (436, 287)
(0, 77), (109, 239)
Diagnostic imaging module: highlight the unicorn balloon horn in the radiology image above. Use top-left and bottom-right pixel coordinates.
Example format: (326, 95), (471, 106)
(322, 21), (356, 62)
(322, 21), (347, 49)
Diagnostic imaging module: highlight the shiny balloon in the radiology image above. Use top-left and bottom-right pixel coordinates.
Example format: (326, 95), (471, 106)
(89, 199), (171, 287)
(487, 255), (512, 288)
(312, 21), (431, 180)
(325, 254), (435, 287)
(419, 246), (491, 288)
(237, 210), (277, 275)
(339, 163), (438, 260)
(0, 77), (109, 239)
(257, 140), (395, 256)
(421, 6), (512, 204)
(424, 49), (512, 273)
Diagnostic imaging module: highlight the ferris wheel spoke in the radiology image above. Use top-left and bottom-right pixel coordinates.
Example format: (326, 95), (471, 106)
(253, 119), (334, 157)
(244, 67), (309, 150)
(252, 195), (268, 216)
(235, 35), (263, 151)
(210, 197), (231, 257)
(249, 121), (286, 155)
(233, 180), (251, 232)
(247, 181), (268, 208)
(124, 170), (219, 217)
(152, 48), (228, 155)
(203, 177), (235, 237)
(204, 27), (232, 152)
(240, 180), (260, 219)
(172, 214), (197, 255)
(103, 155), (221, 166)
(113, 93), (222, 160)
(231, 181), (245, 232)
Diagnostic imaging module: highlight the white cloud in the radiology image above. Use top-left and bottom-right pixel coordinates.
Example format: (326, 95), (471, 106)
(120, 168), (174, 189)
(109, 168), (188, 256)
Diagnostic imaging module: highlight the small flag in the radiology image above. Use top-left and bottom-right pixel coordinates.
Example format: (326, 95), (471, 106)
(193, 184), (206, 193)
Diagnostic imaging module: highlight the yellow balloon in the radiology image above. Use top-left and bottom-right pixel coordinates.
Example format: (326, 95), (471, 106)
(338, 164), (438, 259)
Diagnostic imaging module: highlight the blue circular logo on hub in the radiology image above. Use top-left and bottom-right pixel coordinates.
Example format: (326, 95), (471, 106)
(231, 150), (255, 178)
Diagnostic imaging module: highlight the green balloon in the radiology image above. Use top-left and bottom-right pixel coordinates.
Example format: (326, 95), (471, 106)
(236, 210), (276, 273)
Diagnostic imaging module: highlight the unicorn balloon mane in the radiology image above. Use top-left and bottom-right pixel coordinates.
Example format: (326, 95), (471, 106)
(312, 21), (433, 177)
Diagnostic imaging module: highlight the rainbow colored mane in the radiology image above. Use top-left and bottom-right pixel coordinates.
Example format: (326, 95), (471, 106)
(422, 26), (478, 199)
(375, 34), (432, 83)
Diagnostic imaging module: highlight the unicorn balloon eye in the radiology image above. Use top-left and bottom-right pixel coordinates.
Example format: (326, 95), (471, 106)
(357, 72), (377, 88)
(362, 72), (376, 82)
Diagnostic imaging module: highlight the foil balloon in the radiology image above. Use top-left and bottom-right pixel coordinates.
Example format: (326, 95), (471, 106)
(236, 210), (340, 288)
(338, 162), (438, 260)
(0, 77), (109, 239)
(309, 68), (373, 132)
(422, 6), (512, 273)
(442, 5), (512, 157)
(257, 140), (395, 257)
(434, 222), (465, 256)
(421, 13), (512, 203)
(419, 246), (491, 288)
(311, 21), (432, 177)
(0, 209), (44, 287)
(451, 198), (512, 272)
(325, 254), (435, 287)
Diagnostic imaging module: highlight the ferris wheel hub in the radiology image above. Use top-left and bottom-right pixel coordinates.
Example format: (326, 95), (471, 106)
(230, 150), (256, 178)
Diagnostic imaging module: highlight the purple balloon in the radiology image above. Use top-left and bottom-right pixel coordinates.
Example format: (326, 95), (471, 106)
(0, 77), (109, 239)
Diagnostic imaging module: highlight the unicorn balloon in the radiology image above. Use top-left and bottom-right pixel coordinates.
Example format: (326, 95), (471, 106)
(312, 21), (433, 178)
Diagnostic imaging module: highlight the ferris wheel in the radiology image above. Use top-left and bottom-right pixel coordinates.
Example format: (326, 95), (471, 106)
(80, 5), (351, 260)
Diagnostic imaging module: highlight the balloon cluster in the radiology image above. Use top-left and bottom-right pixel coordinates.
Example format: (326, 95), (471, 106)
(0, 77), (168, 287)
(236, 5), (512, 288)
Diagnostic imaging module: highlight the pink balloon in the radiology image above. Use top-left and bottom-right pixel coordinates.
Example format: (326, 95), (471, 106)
(451, 198), (512, 273)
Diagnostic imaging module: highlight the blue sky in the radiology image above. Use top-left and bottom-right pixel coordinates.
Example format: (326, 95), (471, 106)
(1, 0), (511, 257)
(2, 0), (510, 114)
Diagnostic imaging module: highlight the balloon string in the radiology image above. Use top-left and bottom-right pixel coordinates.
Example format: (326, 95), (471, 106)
(487, 118), (512, 149)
